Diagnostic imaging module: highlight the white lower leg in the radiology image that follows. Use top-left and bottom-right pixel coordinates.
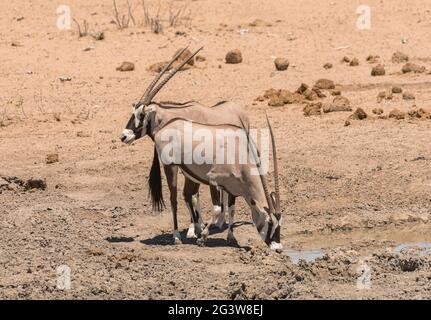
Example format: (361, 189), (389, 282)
(186, 202), (197, 238)
(227, 205), (236, 243)
(173, 229), (182, 243)
(212, 205), (225, 229)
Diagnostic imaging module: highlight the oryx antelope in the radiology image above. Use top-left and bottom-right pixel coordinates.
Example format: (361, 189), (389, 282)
(120, 46), (282, 251)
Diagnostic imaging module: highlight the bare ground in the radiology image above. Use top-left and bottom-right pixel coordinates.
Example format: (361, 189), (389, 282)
(1, 0), (431, 299)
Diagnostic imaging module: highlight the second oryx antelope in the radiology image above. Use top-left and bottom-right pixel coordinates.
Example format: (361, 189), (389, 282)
(120, 46), (282, 251)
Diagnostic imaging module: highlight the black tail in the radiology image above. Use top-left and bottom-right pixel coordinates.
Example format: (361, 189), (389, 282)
(148, 147), (165, 212)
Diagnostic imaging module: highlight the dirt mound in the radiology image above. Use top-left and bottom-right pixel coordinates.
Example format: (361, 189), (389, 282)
(0, 176), (46, 193)
(313, 79), (335, 90)
(303, 102), (322, 116)
(402, 62), (426, 74)
(322, 96), (352, 113)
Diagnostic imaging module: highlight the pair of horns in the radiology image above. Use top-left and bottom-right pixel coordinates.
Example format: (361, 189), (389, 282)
(241, 115), (280, 215)
(140, 46), (203, 105)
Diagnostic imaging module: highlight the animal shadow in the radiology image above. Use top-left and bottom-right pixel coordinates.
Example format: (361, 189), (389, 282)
(140, 221), (252, 249)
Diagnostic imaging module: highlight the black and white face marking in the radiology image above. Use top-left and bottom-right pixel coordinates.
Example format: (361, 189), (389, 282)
(251, 200), (283, 251)
(120, 103), (153, 144)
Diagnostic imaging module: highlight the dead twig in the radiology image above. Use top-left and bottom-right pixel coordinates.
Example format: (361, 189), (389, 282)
(73, 18), (89, 37)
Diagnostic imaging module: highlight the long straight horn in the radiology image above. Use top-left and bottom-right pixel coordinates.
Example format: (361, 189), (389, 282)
(147, 47), (203, 103)
(239, 117), (275, 214)
(266, 113), (280, 212)
(140, 46), (190, 104)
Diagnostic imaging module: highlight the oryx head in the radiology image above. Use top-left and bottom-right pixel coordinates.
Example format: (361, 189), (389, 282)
(243, 115), (282, 252)
(120, 45), (203, 145)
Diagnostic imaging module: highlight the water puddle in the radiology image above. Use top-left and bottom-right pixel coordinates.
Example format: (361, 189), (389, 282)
(283, 224), (431, 264)
(394, 242), (431, 254)
(283, 248), (324, 264)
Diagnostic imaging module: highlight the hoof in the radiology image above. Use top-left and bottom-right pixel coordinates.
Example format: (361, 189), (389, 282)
(196, 238), (206, 247)
(227, 232), (236, 245)
(173, 230), (182, 244)
(270, 241), (283, 252)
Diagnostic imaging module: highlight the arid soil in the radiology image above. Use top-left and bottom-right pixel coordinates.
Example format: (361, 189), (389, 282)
(1, 0), (431, 299)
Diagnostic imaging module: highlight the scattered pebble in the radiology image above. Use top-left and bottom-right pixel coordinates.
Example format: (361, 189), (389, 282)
(349, 58), (359, 66)
(313, 78), (335, 90)
(46, 153), (59, 164)
(389, 109), (406, 120)
(392, 86), (402, 94)
(274, 58), (289, 71)
(373, 108), (384, 115)
(24, 178), (47, 191)
(402, 92), (415, 100)
(323, 62), (333, 69)
(116, 62), (135, 72)
(392, 51), (409, 63)
(402, 62), (426, 74)
(371, 64), (385, 76)
(225, 49), (243, 64)
(350, 108), (367, 120)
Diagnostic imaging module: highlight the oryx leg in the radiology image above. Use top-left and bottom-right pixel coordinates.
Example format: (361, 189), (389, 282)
(210, 186), (225, 229)
(227, 194), (237, 244)
(163, 165), (181, 244)
(183, 178), (202, 239)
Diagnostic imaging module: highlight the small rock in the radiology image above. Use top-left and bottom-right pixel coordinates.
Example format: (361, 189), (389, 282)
(366, 55), (380, 63)
(225, 49), (243, 64)
(148, 61), (168, 73)
(402, 92), (415, 100)
(331, 90), (341, 96)
(392, 86), (402, 94)
(377, 91), (387, 103)
(196, 55), (206, 62)
(392, 51), (409, 63)
(77, 131), (91, 137)
(116, 61), (135, 72)
(389, 109), (406, 120)
(372, 108), (384, 115)
(274, 58), (289, 71)
(46, 153), (59, 164)
(349, 58), (359, 66)
(402, 62), (426, 74)
(341, 56), (350, 63)
(371, 64), (385, 76)
(350, 108), (367, 120)
(24, 178), (47, 191)
(314, 79), (335, 90)
(408, 108), (431, 119)
(323, 62), (333, 69)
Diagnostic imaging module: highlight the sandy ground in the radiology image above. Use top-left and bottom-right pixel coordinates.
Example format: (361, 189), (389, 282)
(1, 0), (431, 299)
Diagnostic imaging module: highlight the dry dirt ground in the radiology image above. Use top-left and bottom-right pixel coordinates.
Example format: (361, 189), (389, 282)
(1, 0), (431, 299)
